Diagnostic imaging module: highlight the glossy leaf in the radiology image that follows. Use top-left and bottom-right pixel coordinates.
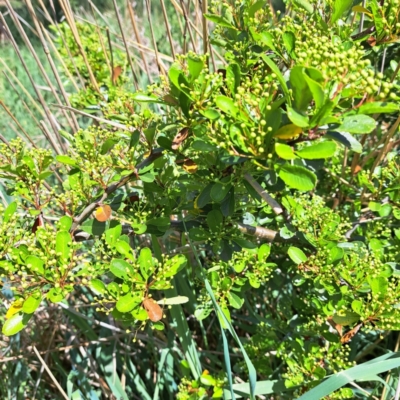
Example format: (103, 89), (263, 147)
(326, 131), (362, 153)
(288, 247), (308, 264)
(211, 182), (232, 202)
(138, 247), (154, 280)
(22, 293), (42, 314)
(274, 124), (302, 140)
(278, 164), (317, 191)
(116, 292), (141, 313)
(110, 259), (134, 280)
(275, 143), (296, 159)
(296, 141), (336, 159)
(56, 231), (72, 262)
(89, 278), (107, 295)
(331, 0), (353, 22)
(339, 114), (376, 134)
(163, 254), (187, 278)
(26, 255), (44, 275)
(358, 102), (399, 114)
(287, 107), (309, 127)
(289, 66), (312, 111)
(3, 201), (17, 223)
(227, 292), (244, 309)
(2, 313), (31, 336)
(215, 95), (239, 117)
(58, 215), (72, 231)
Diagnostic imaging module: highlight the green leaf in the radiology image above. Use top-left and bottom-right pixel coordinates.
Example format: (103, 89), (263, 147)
(89, 278), (107, 295)
(26, 255), (44, 275)
(131, 92), (160, 102)
(223, 380), (288, 399)
(292, 0), (313, 13)
(226, 63), (241, 95)
(358, 102), (399, 114)
(204, 13), (236, 29)
(368, 276), (388, 297)
(211, 182), (232, 202)
(215, 95), (239, 117)
(23, 156), (37, 176)
(131, 307), (148, 321)
(56, 231), (72, 262)
(138, 247), (154, 280)
(47, 288), (64, 303)
(258, 244), (271, 261)
(105, 224), (122, 247)
(197, 183), (214, 208)
(227, 292), (244, 309)
(248, 0), (267, 17)
(282, 31), (295, 56)
(157, 295), (189, 305)
(116, 292), (141, 313)
(289, 67), (312, 112)
(2, 313), (31, 336)
(351, 299), (363, 314)
(114, 240), (134, 260)
(100, 139), (117, 155)
(258, 31), (277, 51)
(110, 259), (134, 280)
(326, 131), (362, 153)
(332, 312), (360, 326)
(200, 108), (221, 121)
(188, 55), (204, 80)
(287, 107), (309, 128)
(278, 164), (317, 191)
(56, 155), (77, 166)
(275, 143), (296, 160)
(189, 228), (209, 241)
(58, 215), (72, 231)
(261, 54), (291, 105)
(296, 141), (336, 159)
(221, 187), (235, 217)
(288, 246), (308, 264)
(194, 305), (212, 320)
(303, 74), (325, 110)
(331, 0), (353, 23)
(339, 114), (376, 134)
(297, 353), (400, 400)
(327, 246), (344, 264)
(3, 201), (17, 223)
(22, 293), (42, 314)
(152, 321), (164, 330)
(163, 254), (187, 278)
(207, 210), (223, 232)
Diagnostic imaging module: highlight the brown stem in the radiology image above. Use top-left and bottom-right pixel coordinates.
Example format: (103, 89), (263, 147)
(244, 173), (283, 215)
(70, 149), (163, 232)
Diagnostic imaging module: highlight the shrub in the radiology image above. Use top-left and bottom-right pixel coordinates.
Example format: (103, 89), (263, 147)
(0, 0), (400, 398)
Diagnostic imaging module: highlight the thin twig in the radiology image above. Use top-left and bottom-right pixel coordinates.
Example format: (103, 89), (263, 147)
(244, 173), (283, 214)
(126, 0), (152, 82)
(145, 0), (165, 76)
(32, 346), (69, 400)
(70, 149), (164, 231)
(370, 114), (400, 175)
(111, 0), (139, 90)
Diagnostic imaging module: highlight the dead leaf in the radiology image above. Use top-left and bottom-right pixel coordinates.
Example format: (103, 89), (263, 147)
(341, 323), (362, 343)
(367, 36), (376, 47)
(112, 65), (123, 85)
(327, 316), (343, 337)
(95, 205), (112, 222)
(172, 127), (189, 150)
(183, 159), (198, 174)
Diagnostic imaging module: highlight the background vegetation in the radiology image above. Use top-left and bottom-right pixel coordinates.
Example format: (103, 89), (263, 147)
(0, 0), (400, 399)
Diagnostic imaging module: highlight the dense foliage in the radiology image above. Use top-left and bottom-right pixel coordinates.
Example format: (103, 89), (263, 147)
(0, 0), (400, 398)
